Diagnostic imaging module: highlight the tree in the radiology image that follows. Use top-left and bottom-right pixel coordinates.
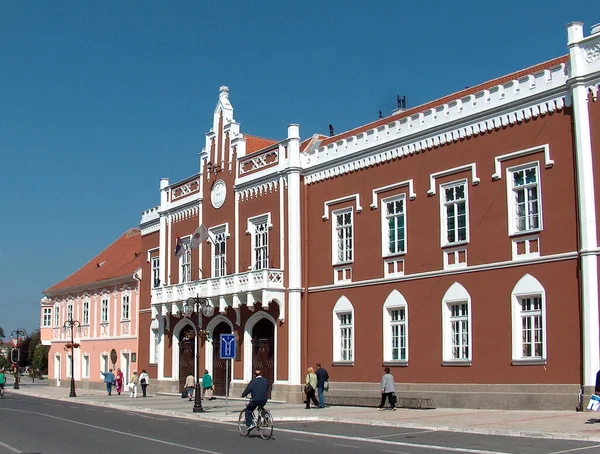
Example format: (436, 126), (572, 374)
(32, 345), (49, 374)
(0, 326), (4, 339)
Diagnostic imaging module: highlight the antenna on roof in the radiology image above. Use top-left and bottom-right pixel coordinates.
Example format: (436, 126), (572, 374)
(379, 110), (383, 119)
(329, 124), (334, 137)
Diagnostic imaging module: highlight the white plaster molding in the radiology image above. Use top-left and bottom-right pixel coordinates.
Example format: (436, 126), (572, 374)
(238, 178), (280, 202)
(427, 163), (480, 196)
(588, 80), (600, 102)
(304, 93), (567, 186)
(239, 148), (279, 175)
(322, 194), (363, 220)
(370, 180), (416, 209)
(171, 178), (200, 201)
(492, 144), (554, 180)
(141, 223), (160, 236)
(170, 205), (199, 223)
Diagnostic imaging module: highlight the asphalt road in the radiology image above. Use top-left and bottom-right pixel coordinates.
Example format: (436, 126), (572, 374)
(1, 394), (600, 454)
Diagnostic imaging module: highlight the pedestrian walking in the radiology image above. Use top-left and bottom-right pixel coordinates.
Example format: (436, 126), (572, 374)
(378, 367), (396, 411)
(315, 363), (329, 409)
(202, 369), (214, 400)
(115, 368), (124, 395)
(595, 367), (600, 395)
(185, 373), (196, 401)
(139, 369), (150, 398)
(100, 369), (115, 396)
(129, 370), (139, 398)
(304, 367), (319, 409)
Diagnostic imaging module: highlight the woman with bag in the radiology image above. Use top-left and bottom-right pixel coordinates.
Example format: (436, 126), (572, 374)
(304, 367), (319, 409)
(129, 370), (139, 398)
(202, 370), (214, 400)
(139, 369), (150, 398)
(115, 368), (124, 396)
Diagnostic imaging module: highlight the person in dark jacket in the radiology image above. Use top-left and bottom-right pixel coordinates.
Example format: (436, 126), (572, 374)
(595, 368), (600, 395)
(315, 363), (329, 408)
(241, 370), (269, 428)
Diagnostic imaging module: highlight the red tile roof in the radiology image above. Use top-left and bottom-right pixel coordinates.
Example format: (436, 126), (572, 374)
(316, 55), (569, 149)
(245, 135), (278, 153)
(44, 228), (142, 296)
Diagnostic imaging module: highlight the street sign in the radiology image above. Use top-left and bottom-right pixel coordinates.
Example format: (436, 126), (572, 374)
(10, 338), (19, 348)
(220, 334), (236, 359)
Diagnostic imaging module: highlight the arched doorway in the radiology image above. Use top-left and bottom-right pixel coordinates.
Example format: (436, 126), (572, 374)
(178, 325), (196, 392)
(252, 318), (274, 398)
(212, 322), (233, 396)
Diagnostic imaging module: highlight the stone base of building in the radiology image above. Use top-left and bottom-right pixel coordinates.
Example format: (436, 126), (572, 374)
(325, 382), (583, 411)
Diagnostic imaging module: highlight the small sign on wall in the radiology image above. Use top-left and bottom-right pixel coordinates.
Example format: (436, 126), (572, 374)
(131, 353), (137, 363)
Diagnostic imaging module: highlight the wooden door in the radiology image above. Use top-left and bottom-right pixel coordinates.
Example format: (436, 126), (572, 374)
(251, 318), (274, 399)
(178, 326), (195, 392)
(212, 322), (232, 396)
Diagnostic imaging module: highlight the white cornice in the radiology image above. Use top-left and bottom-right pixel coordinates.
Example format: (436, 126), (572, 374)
(141, 223), (160, 236)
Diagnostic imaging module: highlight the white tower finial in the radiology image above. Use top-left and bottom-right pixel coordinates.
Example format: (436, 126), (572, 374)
(219, 86), (229, 98)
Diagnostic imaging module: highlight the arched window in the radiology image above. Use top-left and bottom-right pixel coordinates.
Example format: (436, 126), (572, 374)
(441, 282), (472, 365)
(382, 290), (408, 363)
(333, 296), (354, 363)
(511, 274), (547, 364)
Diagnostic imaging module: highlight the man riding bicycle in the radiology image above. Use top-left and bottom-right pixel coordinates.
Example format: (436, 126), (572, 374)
(241, 369), (268, 429)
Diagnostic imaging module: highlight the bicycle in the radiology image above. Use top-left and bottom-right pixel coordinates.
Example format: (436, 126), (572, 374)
(238, 403), (273, 439)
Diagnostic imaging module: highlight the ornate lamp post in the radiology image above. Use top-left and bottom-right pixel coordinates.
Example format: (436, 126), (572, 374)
(10, 329), (25, 390)
(183, 295), (214, 413)
(62, 319), (81, 397)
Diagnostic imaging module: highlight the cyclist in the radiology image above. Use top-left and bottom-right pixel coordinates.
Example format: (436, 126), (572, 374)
(241, 369), (268, 430)
(0, 367), (6, 396)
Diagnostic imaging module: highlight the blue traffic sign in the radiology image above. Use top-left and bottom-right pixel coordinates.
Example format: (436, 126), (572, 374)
(220, 334), (236, 359)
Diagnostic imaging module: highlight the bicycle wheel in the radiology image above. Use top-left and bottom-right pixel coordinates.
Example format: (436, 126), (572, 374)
(238, 410), (249, 436)
(258, 410), (273, 440)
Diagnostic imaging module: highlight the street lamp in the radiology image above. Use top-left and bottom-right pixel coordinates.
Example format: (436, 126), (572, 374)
(10, 329), (25, 390)
(183, 295), (214, 413)
(62, 319), (82, 397)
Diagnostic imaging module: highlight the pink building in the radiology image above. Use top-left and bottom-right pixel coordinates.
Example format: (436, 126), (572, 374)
(40, 228), (142, 390)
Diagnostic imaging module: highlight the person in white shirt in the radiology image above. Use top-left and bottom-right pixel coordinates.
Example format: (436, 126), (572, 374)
(139, 369), (150, 398)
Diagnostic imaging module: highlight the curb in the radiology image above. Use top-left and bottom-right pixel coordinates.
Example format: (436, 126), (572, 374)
(10, 389), (600, 443)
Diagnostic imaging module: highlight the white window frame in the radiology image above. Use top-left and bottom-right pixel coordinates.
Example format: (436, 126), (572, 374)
(121, 293), (130, 321)
(66, 354), (73, 378)
(247, 213), (272, 270)
(382, 290), (408, 364)
(54, 305), (60, 327)
(101, 297), (109, 323)
(67, 302), (74, 323)
(179, 236), (192, 283)
(381, 195), (407, 257)
(210, 224), (229, 278)
(149, 319), (160, 364)
(511, 274), (547, 364)
(332, 296), (355, 363)
(42, 308), (52, 327)
(441, 282), (472, 365)
(507, 162), (542, 236)
(82, 300), (90, 325)
(332, 208), (354, 265)
(82, 354), (90, 379)
(100, 354), (109, 377)
(152, 256), (160, 288)
(440, 179), (469, 247)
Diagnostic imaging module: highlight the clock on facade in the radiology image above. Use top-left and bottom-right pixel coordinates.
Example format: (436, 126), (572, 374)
(211, 180), (226, 209)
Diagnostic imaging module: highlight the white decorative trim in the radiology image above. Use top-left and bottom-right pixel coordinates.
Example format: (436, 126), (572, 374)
(370, 180), (416, 209)
(245, 213), (273, 234)
(588, 81), (600, 102)
(171, 178), (200, 201)
(512, 235), (540, 261)
(238, 178), (280, 202)
(304, 93), (567, 186)
(428, 164), (480, 196)
(322, 194), (362, 220)
(239, 148), (279, 175)
(492, 144), (554, 180)
(170, 205), (200, 223)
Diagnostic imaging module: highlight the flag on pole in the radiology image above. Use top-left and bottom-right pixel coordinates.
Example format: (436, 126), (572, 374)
(190, 224), (209, 250)
(175, 234), (184, 259)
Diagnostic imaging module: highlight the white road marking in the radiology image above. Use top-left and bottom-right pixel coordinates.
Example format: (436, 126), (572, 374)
(381, 450), (412, 454)
(4, 408), (225, 454)
(368, 430), (436, 438)
(334, 444), (360, 448)
(0, 440), (22, 453)
(292, 438), (315, 443)
(548, 445), (600, 454)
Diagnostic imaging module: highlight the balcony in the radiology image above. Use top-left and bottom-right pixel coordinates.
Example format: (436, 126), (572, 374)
(151, 268), (286, 321)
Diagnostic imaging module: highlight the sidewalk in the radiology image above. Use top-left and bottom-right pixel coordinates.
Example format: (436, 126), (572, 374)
(6, 378), (600, 443)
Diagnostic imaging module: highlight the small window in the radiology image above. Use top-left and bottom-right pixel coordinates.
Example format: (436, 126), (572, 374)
(511, 274), (547, 364)
(66, 354), (73, 378)
(441, 181), (468, 246)
(101, 298), (109, 323)
(180, 239), (191, 283)
(54, 306), (60, 327)
(67, 303), (73, 323)
(121, 294), (130, 321)
(333, 209), (353, 264)
(382, 290), (408, 363)
(441, 282), (472, 365)
(248, 214), (271, 270)
(43, 308), (52, 327)
(152, 257), (160, 288)
(82, 355), (90, 378)
(508, 164), (541, 235)
(101, 355), (109, 375)
(382, 196), (406, 256)
(82, 301), (89, 325)
(210, 225), (228, 277)
(332, 296), (355, 363)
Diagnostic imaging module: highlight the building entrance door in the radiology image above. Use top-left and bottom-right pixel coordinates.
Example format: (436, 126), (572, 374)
(251, 318), (274, 399)
(54, 355), (61, 386)
(212, 322), (232, 396)
(178, 326), (195, 392)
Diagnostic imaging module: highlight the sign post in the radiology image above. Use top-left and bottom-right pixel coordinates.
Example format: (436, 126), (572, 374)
(220, 334), (236, 415)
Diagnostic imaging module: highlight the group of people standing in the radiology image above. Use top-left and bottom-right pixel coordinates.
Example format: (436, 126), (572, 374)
(304, 365), (397, 411)
(184, 369), (215, 401)
(101, 368), (150, 398)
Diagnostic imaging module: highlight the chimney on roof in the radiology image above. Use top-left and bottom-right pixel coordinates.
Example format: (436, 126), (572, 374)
(592, 23), (600, 35)
(329, 124), (334, 137)
(392, 95), (407, 115)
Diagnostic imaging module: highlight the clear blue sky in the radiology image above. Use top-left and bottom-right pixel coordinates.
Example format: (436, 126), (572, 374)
(0, 1), (597, 338)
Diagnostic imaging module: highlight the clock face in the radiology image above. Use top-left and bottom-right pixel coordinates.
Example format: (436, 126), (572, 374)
(211, 180), (226, 209)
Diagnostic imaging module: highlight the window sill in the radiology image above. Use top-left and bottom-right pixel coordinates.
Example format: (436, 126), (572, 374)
(382, 252), (406, 259)
(383, 360), (408, 367)
(333, 261), (354, 267)
(509, 229), (542, 238)
(332, 361), (354, 367)
(120, 319), (130, 322)
(512, 358), (546, 366)
(442, 241), (469, 249)
(442, 360), (472, 367)
(100, 322), (109, 326)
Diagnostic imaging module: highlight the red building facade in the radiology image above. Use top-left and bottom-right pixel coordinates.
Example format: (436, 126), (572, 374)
(138, 22), (600, 409)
